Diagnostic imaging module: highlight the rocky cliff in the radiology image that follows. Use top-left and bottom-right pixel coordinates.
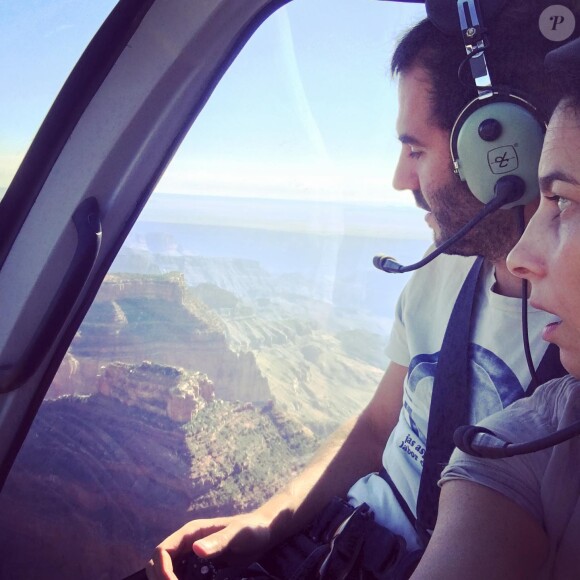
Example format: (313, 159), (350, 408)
(51, 270), (385, 435)
(98, 361), (215, 423)
(0, 364), (317, 580)
(50, 272), (271, 403)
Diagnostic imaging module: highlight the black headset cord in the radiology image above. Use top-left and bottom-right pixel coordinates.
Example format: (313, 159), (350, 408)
(518, 205), (540, 391)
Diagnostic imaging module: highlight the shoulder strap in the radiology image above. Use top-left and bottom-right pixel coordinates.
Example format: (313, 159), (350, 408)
(378, 466), (417, 529)
(415, 256), (484, 542)
(527, 342), (567, 394)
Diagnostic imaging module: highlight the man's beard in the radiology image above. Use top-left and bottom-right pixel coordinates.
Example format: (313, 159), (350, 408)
(422, 179), (521, 263)
(412, 189), (430, 212)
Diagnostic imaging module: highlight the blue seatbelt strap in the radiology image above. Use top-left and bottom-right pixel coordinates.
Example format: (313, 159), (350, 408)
(415, 255), (484, 542)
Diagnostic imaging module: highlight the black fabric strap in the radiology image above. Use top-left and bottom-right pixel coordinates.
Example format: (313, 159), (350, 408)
(415, 256), (484, 538)
(378, 466), (417, 529)
(527, 342), (567, 394)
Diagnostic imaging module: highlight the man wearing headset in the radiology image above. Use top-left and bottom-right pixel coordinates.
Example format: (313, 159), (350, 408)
(411, 35), (580, 579)
(147, 2), (578, 577)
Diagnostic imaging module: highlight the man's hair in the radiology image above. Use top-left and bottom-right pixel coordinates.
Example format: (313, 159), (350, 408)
(391, 0), (578, 131)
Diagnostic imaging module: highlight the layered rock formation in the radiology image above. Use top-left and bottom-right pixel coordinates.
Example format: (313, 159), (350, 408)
(50, 270), (385, 435)
(50, 273), (271, 403)
(98, 361), (215, 423)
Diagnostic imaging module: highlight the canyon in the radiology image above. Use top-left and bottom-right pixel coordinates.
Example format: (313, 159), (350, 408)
(0, 264), (387, 579)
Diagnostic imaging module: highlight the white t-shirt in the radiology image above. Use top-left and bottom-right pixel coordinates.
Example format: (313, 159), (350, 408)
(348, 253), (558, 550)
(441, 375), (580, 579)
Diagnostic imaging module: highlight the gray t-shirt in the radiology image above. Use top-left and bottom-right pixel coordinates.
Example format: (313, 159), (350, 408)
(441, 374), (580, 579)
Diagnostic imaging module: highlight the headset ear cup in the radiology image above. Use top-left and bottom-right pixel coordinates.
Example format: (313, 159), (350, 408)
(451, 95), (545, 208)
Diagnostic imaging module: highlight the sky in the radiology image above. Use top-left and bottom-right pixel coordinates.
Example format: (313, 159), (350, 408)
(0, 1), (118, 188)
(0, 0), (426, 205)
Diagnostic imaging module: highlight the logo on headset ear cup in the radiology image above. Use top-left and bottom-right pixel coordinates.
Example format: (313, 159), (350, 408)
(451, 94), (545, 208)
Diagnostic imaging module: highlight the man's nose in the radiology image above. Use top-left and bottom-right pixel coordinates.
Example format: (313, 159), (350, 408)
(392, 151), (418, 192)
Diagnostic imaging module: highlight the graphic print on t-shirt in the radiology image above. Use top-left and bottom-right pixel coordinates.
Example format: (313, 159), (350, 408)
(404, 343), (523, 445)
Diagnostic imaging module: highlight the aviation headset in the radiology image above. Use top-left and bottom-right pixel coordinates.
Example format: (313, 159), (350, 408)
(374, 0), (577, 274)
(435, 0), (546, 209)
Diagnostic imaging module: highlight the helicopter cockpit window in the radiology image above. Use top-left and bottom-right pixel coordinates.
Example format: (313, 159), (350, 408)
(0, 1), (426, 578)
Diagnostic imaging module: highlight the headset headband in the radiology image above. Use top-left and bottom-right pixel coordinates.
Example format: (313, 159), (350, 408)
(456, 0), (493, 93)
(425, 0), (508, 36)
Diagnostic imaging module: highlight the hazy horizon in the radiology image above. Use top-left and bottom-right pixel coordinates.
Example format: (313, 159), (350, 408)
(141, 192), (431, 241)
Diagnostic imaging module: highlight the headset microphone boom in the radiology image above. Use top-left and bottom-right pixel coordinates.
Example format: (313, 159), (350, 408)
(374, 175), (524, 273)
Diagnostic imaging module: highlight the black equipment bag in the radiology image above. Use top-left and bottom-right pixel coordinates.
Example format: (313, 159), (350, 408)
(123, 497), (422, 580)
(258, 497), (422, 580)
